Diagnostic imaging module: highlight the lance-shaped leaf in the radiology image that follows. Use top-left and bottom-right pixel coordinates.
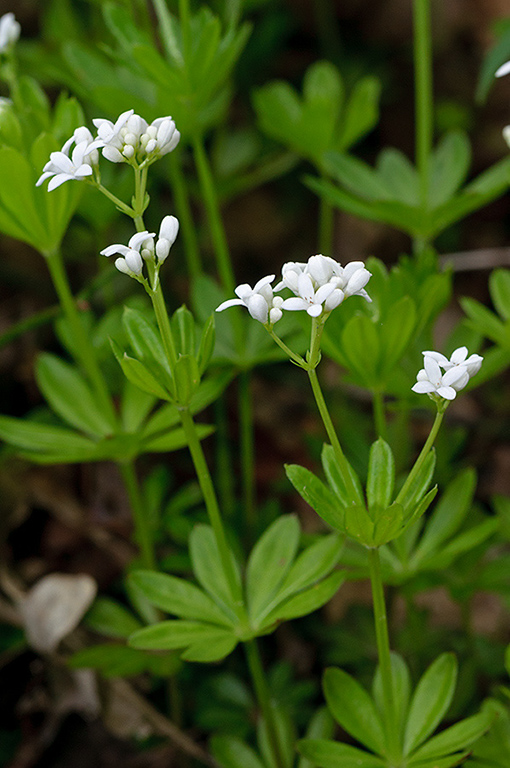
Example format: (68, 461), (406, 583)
(84, 597), (142, 639)
(129, 619), (237, 663)
(321, 443), (364, 507)
(262, 571), (344, 626)
(323, 668), (386, 754)
(366, 438), (395, 516)
(298, 739), (386, 768)
(404, 654), (458, 756)
(285, 464), (345, 532)
(211, 735), (266, 768)
(189, 525), (241, 622)
(409, 710), (492, 763)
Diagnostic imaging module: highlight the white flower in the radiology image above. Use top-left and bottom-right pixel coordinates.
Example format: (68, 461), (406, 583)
(216, 275), (284, 325)
(101, 230), (155, 277)
(412, 347), (483, 401)
(277, 255), (371, 317)
(155, 215), (179, 262)
(36, 128), (99, 191)
(422, 346), (483, 378)
(496, 60), (510, 78)
(412, 356), (468, 400)
(92, 111), (180, 164)
(0, 13), (21, 53)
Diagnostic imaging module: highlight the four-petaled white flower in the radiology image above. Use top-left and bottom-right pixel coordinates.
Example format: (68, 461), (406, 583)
(280, 272), (341, 317)
(0, 13), (20, 53)
(101, 230), (155, 277)
(216, 276), (284, 325)
(36, 127), (98, 191)
(412, 347), (483, 401)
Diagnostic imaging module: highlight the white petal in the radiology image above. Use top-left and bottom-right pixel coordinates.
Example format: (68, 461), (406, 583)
(437, 386), (457, 400)
(281, 297), (309, 311)
(125, 249), (143, 274)
(253, 274), (275, 293)
(342, 261), (365, 280)
(450, 346), (468, 365)
(324, 289), (344, 310)
(412, 381), (436, 393)
(216, 298), (245, 312)
(246, 294), (269, 323)
(496, 60), (510, 78)
(297, 272), (315, 301)
(158, 215), (179, 244)
(102, 145), (125, 163)
(451, 370), (469, 391)
(234, 283), (253, 300)
(345, 268), (371, 295)
(314, 283), (336, 304)
(422, 350), (449, 366)
(47, 173), (73, 191)
(443, 366), (468, 387)
(101, 243), (130, 258)
(269, 307), (283, 324)
(424, 356), (441, 383)
(115, 258), (131, 275)
(129, 231), (155, 251)
(307, 303), (324, 317)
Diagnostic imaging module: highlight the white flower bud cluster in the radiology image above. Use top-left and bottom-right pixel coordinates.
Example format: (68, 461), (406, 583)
(36, 110), (180, 191)
(412, 347), (483, 401)
(100, 216), (179, 279)
(216, 254), (371, 326)
(92, 110), (180, 165)
(0, 13), (20, 54)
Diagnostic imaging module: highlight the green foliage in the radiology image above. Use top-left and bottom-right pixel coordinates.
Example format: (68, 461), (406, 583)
(253, 61), (380, 168)
(306, 138), (510, 243)
(128, 517), (343, 662)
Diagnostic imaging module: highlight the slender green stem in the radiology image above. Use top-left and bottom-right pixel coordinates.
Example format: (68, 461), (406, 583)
(395, 409), (443, 505)
(44, 250), (116, 426)
(373, 390), (387, 441)
(168, 152), (202, 280)
(119, 461), (156, 569)
(151, 283), (178, 369)
(268, 329), (306, 367)
(244, 639), (286, 768)
(413, 0), (433, 207)
(368, 548), (400, 761)
(94, 183), (134, 217)
(192, 135), (235, 293)
(308, 367), (361, 503)
(239, 371), (256, 538)
(179, 406), (243, 609)
(318, 187), (334, 255)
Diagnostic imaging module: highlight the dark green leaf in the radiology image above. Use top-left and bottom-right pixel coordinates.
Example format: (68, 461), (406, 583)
(490, 269), (510, 321)
(409, 710), (492, 762)
(84, 597), (142, 639)
(264, 571), (344, 625)
(321, 444), (364, 507)
(0, 415), (97, 455)
(376, 148), (419, 205)
(428, 131), (471, 207)
(373, 653), (411, 740)
(211, 735), (266, 768)
(285, 464), (345, 532)
(298, 739), (385, 768)
(366, 439), (394, 515)
(189, 525), (241, 622)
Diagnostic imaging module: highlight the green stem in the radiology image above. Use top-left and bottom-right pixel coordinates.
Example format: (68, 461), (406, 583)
(308, 367), (361, 503)
(373, 390), (387, 440)
(244, 640), (286, 768)
(413, 0), (433, 207)
(239, 370), (256, 538)
(395, 409), (443, 506)
(268, 329), (306, 368)
(192, 135), (235, 293)
(179, 406), (243, 609)
(318, 184), (334, 255)
(368, 548), (400, 761)
(168, 152), (202, 280)
(119, 461), (156, 569)
(44, 250), (116, 426)
(94, 183), (134, 217)
(151, 282), (178, 369)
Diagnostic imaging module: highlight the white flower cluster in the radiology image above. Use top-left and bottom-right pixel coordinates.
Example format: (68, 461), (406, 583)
(216, 254), (371, 326)
(412, 347), (483, 401)
(101, 216), (179, 278)
(93, 109), (180, 164)
(36, 110), (180, 191)
(0, 13), (20, 54)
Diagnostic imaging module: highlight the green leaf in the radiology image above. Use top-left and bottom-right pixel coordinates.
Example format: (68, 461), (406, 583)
(412, 469), (476, 563)
(376, 148), (419, 205)
(172, 305), (196, 357)
(278, 534), (344, 602)
(298, 709), (335, 768)
(323, 668), (385, 754)
(323, 151), (392, 201)
(460, 297), (507, 345)
(298, 739), (385, 768)
(142, 423), (214, 454)
(0, 415), (97, 455)
(490, 269), (510, 321)
(36, 353), (115, 438)
(373, 653), (411, 740)
(174, 354), (200, 404)
(197, 315), (216, 373)
(122, 306), (170, 373)
(321, 444), (364, 507)
(84, 597), (142, 639)
(397, 451), (436, 517)
(0, 147), (46, 247)
(69, 644), (151, 678)
(422, 519), (498, 570)
(428, 131), (471, 207)
(340, 314), (380, 388)
(476, 20), (510, 103)
(246, 515), (300, 624)
(404, 653), (458, 756)
(343, 504), (374, 546)
(366, 439), (395, 515)
(189, 525), (241, 622)
(372, 503), (404, 546)
(120, 381), (157, 434)
(378, 296), (417, 374)
(211, 735), (266, 768)
(111, 340), (172, 400)
(409, 710), (492, 762)
(285, 464), (345, 532)
(407, 755), (468, 768)
(264, 571), (344, 625)
(339, 76), (380, 151)
(128, 571), (232, 627)
(129, 620), (236, 662)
